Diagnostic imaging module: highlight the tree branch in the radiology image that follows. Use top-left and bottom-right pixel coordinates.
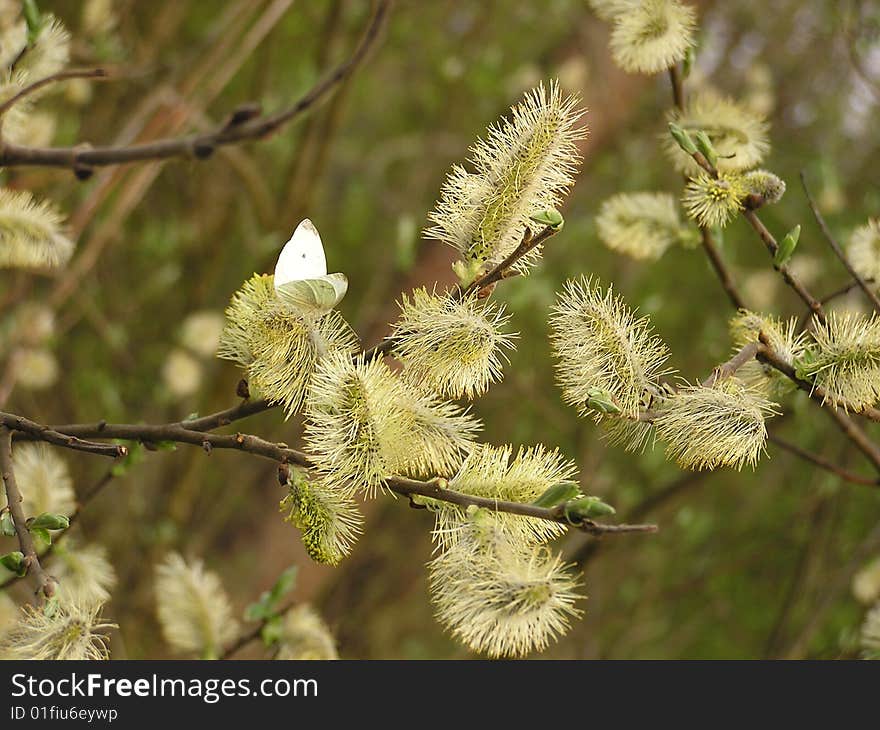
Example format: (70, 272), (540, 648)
(7, 414), (655, 539)
(800, 171), (880, 314)
(768, 433), (879, 488)
(0, 412), (127, 458)
(0, 426), (55, 598)
(0, 1), (390, 172)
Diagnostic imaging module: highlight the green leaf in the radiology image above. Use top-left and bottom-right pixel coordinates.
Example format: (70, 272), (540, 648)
(30, 527), (51, 546)
(22, 0), (42, 45)
(0, 551), (26, 576)
(693, 131), (718, 167)
(564, 496), (617, 523)
(27, 512), (70, 531)
(260, 616), (284, 647)
(245, 566), (299, 621)
(586, 387), (622, 415)
(774, 224), (800, 268)
(0, 512), (15, 537)
(532, 481), (580, 508)
(668, 123), (697, 155)
(529, 208), (564, 230)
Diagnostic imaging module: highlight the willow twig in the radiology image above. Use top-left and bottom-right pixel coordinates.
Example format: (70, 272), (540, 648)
(800, 171), (880, 315)
(0, 427), (56, 598)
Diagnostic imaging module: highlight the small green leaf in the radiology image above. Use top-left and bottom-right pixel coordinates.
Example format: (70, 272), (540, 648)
(773, 224), (800, 268)
(529, 208), (564, 230)
(586, 387), (621, 415)
(261, 616), (284, 647)
(532, 481), (580, 508)
(668, 123), (698, 155)
(0, 512), (15, 537)
(564, 496), (617, 523)
(682, 46), (696, 79)
(27, 512), (70, 531)
(0, 551), (26, 576)
(693, 131), (718, 167)
(22, 0), (42, 45)
(30, 527), (51, 546)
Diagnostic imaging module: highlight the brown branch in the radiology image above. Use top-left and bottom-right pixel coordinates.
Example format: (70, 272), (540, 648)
(364, 224), (559, 361)
(0, 68), (108, 119)
(701, 341), (760, 387)
(8, 414), (655, 539)
(0, 1), (390, 172)
(0, 426), (55, 598)
(668, 65), (685, 109)
(800, 171), (880, 314)
(768, 434), (879, 487)
(699, 227), (747, 309)
(462, 225), (558, 297)
(0, 412), (127, 458)
(740, 209), (827, 325)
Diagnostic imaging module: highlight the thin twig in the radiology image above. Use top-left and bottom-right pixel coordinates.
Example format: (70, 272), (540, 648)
(699, 227), (747, 309)
(800, 171), (880, 314)
(0, 412), (127, 458)
(9, 415), (655, 537)
(0, 1), (390, 171)
(768, 434), (879, 487)
(701, 341), (760, 387)
(740, 210), (827, 325)
(0, 68), (108, 119)
(0, 427), (55, 598)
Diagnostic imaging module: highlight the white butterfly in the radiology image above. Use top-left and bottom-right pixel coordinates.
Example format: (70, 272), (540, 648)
(273, 218), (348, 314)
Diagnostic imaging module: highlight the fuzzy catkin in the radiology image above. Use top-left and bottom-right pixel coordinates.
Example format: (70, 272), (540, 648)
(596, 191), (691, 260)
(392, 288), (515, 399)
(154, 553), (239, 658)
(664, 91), (770, 176)
(429, 509), (581, 658)
(217, 273), (359, 418)
(426, 81), (586, 284)
(551, 276), (671, 423)
(655, 380), (776, 470)
(0, 189), (73, 269)
(609, 0), (697, 75)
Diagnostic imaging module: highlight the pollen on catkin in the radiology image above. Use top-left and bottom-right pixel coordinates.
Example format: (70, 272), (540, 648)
(51, 542), (117, 608)
(551, 276), (672, 426)
(391, 288), (516, 399)
(429, 509), (581, 658)
(0, 189), (74, 269)
(276, 605), (339, 660)
(431, 443), (580, 547)
(729, 310), (806, 398)
(16, 15), (70, 82)
(426, 81), (586, 285)
(154, 553), (239, 659)
(0, 600), (116, 660)
(8, 442), (76, 517)
(595, 191), (693, 260)
(609, 0), (697, 75)
(682, 171), (747, 229)
(654, 379), (777, 470)
(217, 273), (359, 418)
(847, 219), (880, 287)
(742, 169), (786, 207)
(799, 312), (880, 411)
(664, 91), (770, 176)
(303, 351), (414, 496)
(280, 470), (363, 566)
(304, 351), (479, 495)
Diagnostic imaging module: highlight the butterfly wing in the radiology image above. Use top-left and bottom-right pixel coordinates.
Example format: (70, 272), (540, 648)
(274, 218), (327, 287)
(276, 273), (348, 314)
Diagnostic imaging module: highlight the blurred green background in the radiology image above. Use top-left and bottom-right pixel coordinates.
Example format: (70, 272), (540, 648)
(2, 0), (880, 658)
